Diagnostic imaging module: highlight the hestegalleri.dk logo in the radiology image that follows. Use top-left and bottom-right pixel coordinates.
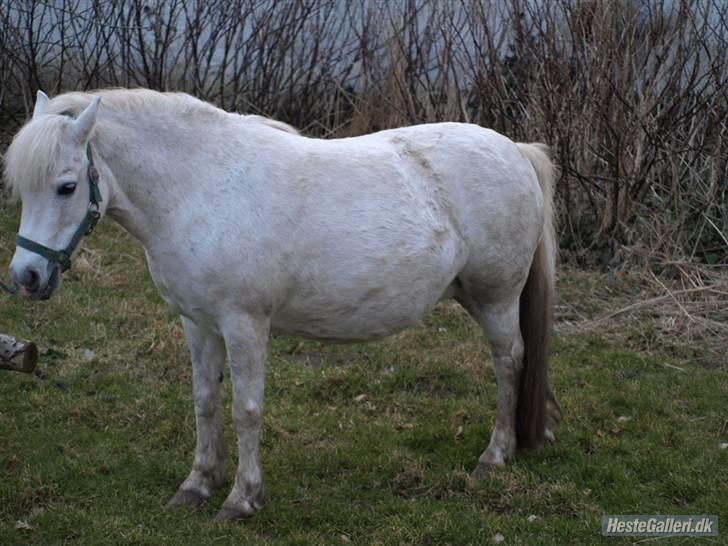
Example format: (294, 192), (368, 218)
(602, 515), (719, 536)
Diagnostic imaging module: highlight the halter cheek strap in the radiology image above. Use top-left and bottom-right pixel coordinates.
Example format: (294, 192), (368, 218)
(14, 145), (102, 273)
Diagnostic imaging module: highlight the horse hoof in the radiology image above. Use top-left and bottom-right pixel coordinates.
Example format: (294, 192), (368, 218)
(471, 460), (505, 479)
(165, 488), (208, 509)
(212, 501), (256, 522)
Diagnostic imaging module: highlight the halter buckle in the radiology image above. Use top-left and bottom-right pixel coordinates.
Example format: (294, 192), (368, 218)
(85, 208), (101, 236)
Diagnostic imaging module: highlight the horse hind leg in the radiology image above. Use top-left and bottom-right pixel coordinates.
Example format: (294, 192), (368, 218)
(464, 297), (524, 474)
(461, 289), (562, 476)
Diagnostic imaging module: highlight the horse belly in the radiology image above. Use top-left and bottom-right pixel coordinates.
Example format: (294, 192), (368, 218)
(272, 284), (448, 341)
(272, 243), (464, 341)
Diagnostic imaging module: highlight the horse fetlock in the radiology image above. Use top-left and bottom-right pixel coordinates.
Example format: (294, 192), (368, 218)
(165, 486), (209, 509)
(192, 464), (226, 491)
(481, 446), (511, 466)
(171, 465), (225, 506)
(213, 501), (258, 522)
(214, 482), (265, 522)
(474, 438), (517, 477)
(475, 432), (516, 477)
(546, 390), (563, 425)
(472, 456), (506, 478)
(544, 426), (556, 443)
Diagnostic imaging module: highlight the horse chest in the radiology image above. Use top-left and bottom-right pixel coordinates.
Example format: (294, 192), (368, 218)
(145, 252), (190, 315)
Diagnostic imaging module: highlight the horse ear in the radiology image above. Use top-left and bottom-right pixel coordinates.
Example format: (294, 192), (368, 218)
(33, 90), (50, 119)
(70, 96), (101, 144)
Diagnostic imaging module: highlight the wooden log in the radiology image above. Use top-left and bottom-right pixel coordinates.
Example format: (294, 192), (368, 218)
(0, 333), (38, 374)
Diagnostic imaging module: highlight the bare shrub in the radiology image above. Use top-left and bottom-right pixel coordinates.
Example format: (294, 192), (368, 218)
(0, 0), (725, 265)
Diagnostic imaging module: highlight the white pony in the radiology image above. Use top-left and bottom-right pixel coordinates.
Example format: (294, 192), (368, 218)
(4, 89), (561, 521)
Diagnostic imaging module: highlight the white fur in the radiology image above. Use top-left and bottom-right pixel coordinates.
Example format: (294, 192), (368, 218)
(33, 90), (49, 119)
(5, 89), (554, 519)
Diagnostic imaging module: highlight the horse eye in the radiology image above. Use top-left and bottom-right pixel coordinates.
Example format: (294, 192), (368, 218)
(57, 182), (77, 196)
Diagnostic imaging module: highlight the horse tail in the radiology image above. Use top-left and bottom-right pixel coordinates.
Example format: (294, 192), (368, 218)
(514, 143), (559, 448)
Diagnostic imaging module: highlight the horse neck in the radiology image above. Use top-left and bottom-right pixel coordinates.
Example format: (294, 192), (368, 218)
(96, 117), (206, 248)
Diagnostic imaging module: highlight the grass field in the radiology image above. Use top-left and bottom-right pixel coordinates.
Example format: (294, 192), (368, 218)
(0, 205), (726, 545)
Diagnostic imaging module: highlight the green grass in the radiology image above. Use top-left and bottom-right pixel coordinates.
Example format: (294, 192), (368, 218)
(1, 205), (726, 545)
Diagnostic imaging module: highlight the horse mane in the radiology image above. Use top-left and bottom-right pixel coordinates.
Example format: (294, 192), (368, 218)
(46, 89), (299, 135)
(3, 115), (70, 198)
(3, 88), (299, 197)
(46, 88), (226, 120)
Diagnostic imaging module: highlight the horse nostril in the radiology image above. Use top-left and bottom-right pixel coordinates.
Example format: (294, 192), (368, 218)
(24, 268), (40, 292)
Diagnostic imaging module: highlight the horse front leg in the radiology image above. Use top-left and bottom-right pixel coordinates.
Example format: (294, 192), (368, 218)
(214, 313), (270, 521)
(167, 317), (227, 508)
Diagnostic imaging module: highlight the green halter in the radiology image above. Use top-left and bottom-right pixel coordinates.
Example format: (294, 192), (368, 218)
(14, 144), (102, 273)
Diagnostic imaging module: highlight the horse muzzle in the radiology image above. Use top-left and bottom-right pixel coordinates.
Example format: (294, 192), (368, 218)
(10, 263), (61, 300)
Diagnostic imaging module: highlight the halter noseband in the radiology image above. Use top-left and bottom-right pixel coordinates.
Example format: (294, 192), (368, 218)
(14, 144), (102, 273)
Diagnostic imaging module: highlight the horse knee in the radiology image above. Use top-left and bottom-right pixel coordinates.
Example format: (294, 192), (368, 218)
(233, 400), (262, 429)
(193, 386), (220, 419)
